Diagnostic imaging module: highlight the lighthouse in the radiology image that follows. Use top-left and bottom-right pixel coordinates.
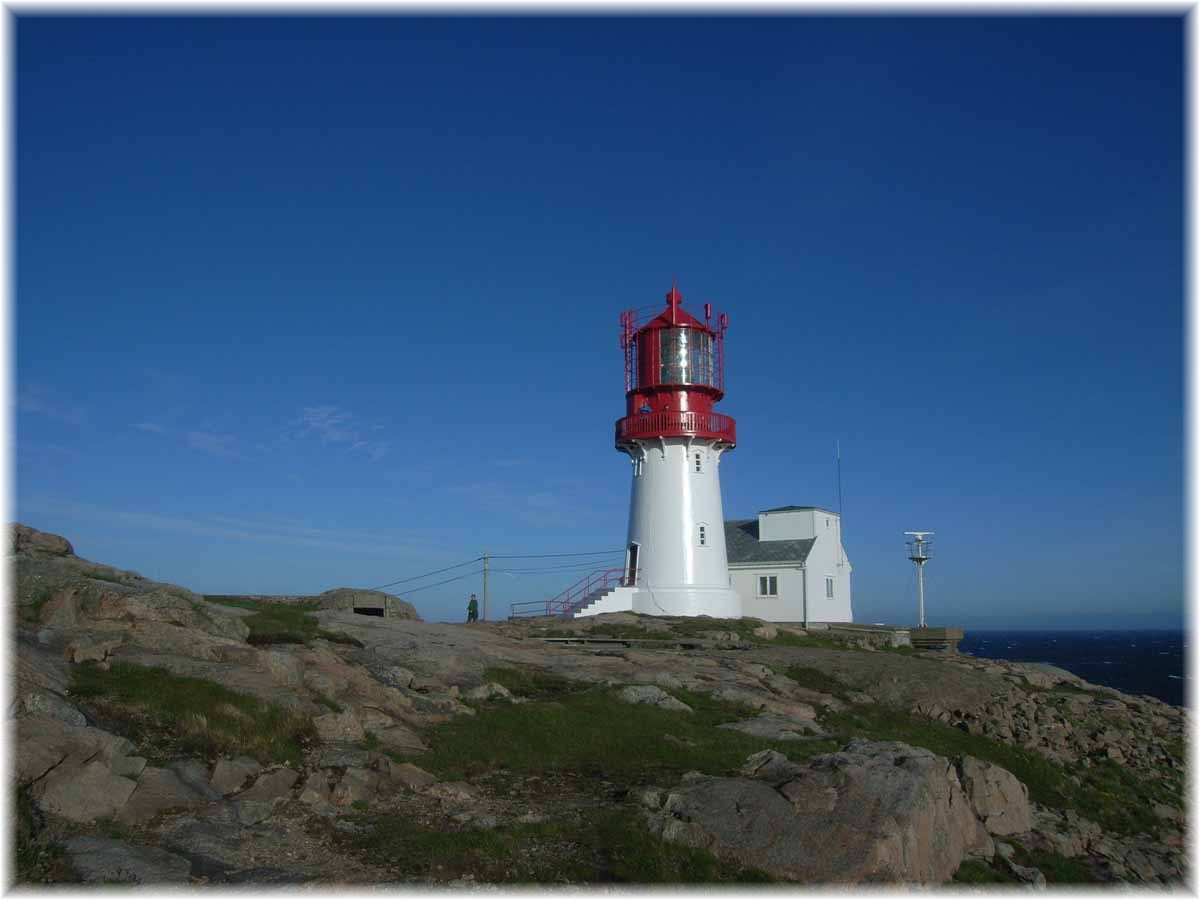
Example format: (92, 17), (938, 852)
(572, 281), (743, 618)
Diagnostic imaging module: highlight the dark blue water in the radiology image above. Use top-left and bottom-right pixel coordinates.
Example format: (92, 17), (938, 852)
(958, 630), (1187, 707)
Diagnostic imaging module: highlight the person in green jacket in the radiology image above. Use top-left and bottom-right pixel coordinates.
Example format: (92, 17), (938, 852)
(467, 593), (479, 623)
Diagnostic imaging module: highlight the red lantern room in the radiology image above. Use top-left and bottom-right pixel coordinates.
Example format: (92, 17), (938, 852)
(615, 281), (737, 449)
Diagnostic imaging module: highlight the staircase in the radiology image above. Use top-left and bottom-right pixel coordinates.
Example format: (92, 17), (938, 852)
(568, 584), (636, 618)
(508, 568), (637, 619)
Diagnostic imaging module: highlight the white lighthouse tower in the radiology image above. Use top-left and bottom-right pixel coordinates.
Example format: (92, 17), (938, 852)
(573, 281), (742, 618)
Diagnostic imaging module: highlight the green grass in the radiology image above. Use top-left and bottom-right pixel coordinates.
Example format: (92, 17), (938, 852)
(1010, 845), (1101, 884)
(81, 567), (132, 587)
(70, 661), (315, 766)
(570, 616), (854, 651)
(950, 860), (1017, 884)
(20, 584), (57, 624)
(15, 787), (79, 885)
(482, 666), (581, 699)
(416, 684), (839, 782)
(782, 665), (847, 696)
(820, 702), (1177, 837)
(203, 596), (363, 648)
(334, 807), (774, 884)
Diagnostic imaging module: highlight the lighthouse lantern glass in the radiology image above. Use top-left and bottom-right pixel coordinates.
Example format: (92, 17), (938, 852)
(658, 328), (715, 387)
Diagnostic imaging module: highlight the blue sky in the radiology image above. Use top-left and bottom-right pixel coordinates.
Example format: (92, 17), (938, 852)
(15, 15), (1183, 628)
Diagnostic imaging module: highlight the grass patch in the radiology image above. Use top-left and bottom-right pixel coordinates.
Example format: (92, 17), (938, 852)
(594, 808), (776, 883)
(417, 684), (838, 782)
(482, 666), (580, 699)
(951, 859), (1016, 884)
(15, 787), (79, 884)
(70, 661), (315, 766)
(82, 567), (131, 587)
(203, 597), (363, 648)
(20, 584), (57, 624)
(782, 665), (847, 696)
(1010, 845), (1101, 884)
(335, 807), (774, 884)
(821, 702), (1177, 837)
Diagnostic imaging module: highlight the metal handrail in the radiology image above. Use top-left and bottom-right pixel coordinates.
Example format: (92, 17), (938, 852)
(509, 567), (637, 619)
(615, 410), (736, 444)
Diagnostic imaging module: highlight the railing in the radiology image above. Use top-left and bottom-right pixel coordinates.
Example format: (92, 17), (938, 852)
(509, 567), (636, 619)
(615, 410), (737, 445)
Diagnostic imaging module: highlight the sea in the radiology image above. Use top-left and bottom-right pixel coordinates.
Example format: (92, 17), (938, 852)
(958, 630), (1187, 708)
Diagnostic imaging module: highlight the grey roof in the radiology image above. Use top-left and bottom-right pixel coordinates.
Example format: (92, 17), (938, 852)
(761, 505), (838, 516)
(724, 519), (815, 565)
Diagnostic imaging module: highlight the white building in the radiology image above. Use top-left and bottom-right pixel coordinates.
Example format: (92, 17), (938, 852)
(726, 506), (853, 623)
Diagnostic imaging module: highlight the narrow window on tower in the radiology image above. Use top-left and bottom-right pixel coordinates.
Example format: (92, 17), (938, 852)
(826, 576), (835, 599)
(697, 524), (707, 546)
(693, 451), (703, 473)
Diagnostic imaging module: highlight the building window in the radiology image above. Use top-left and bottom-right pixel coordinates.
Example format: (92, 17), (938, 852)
(693, 451), (703, 473)
(826, 518), (830, 528)
(697, 524), (707, 546)
(757, 575), (778, 597)
(826, 576), (834, 599)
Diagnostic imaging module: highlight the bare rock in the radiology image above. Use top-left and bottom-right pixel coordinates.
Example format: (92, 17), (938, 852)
(64, 635), (123, 664)
(647, 741), (991, 883)
(117, 766), (212, 824)
(299, 771), (334, 807)
(315, 743), (385, 770)
(35, 760), (138, 823)
(373, 724), (429, 755)
(752, 624), (779, 640)
(210, 756), (263, 796)
(258, 650), (305, 688)
(388, 762), (437, 792)
(331, 766), (381, 807)
(718, 715), (825, 741)
(465, 682), (515, 702)
(234, 767), (299, 803)
(12, 523), (74, 557)
(314, 710), (366, 743)
(15, 715), (136, 786)
(63, 836), (191, 883)
(166, 759), (220, 800)
(619, 684), (693, 713)
(955, 756), (1033, 836)
(12, 688), (87, 726)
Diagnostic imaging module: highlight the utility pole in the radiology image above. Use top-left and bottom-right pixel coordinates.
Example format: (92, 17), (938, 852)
(482, 551), (489, 622)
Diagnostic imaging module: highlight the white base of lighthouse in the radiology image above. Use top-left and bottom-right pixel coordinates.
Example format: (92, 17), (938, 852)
(600, 436), (742, 619)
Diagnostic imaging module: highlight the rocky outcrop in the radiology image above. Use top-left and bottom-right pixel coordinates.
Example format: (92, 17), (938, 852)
(11, 523), (74, 557)
(11, 525), (1187, 887)
(619, 685), (693, 712)
(954, 756), (1033, 836)
(63, 837), (192, 884)
(642, 742), (993, 883)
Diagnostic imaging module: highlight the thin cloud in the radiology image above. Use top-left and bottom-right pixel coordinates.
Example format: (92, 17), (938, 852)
(17, 389), (84, 424)
(294, 406), (389, 462)
(27, 497), (433, 558)
(185, 431), (243, 459)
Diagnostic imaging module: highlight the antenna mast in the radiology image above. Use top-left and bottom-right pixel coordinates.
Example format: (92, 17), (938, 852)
(904, 532), (935, 628)
(836, 440), (844, 567)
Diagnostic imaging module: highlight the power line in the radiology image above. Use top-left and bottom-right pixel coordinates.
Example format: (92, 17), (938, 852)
(488, 549), (624, 560)
(369, 557), (482, 592)
(493, 560), (622, 575)
(401, 569), (483, 595)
